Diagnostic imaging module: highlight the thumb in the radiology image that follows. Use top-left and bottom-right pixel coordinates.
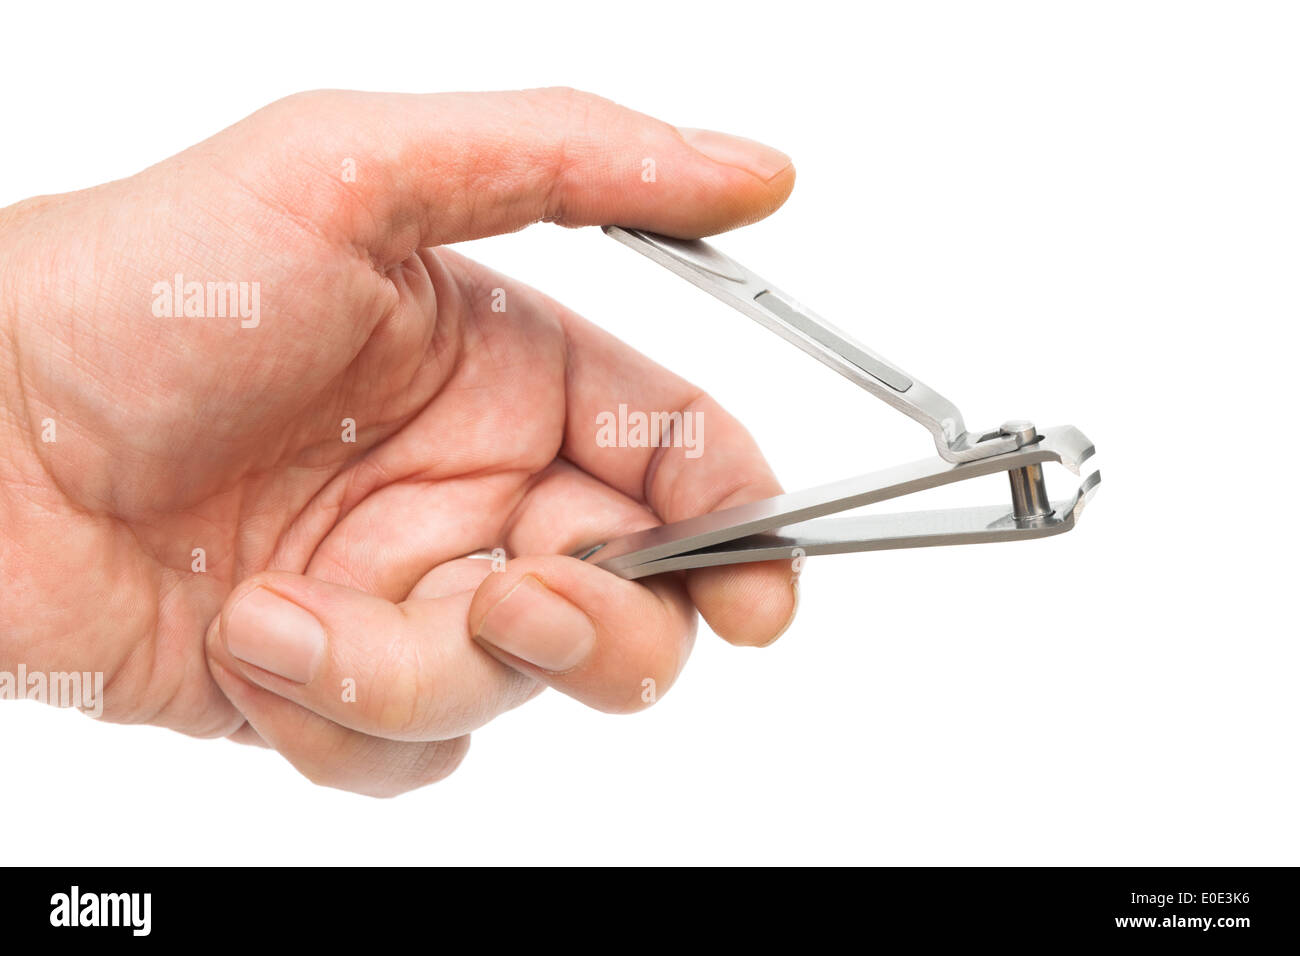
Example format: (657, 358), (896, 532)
(207, 567), (539, 743)
(468, 555), (698, 714)
(239, 87), (795, 265)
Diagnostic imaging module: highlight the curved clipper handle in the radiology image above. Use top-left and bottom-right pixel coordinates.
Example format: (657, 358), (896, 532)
(603, 226), (1018, 463)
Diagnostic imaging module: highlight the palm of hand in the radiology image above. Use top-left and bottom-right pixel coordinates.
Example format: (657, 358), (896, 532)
(6, 198), (578, 732)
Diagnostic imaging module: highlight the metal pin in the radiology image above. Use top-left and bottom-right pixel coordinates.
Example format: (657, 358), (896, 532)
(1002, 421), (1053, 520)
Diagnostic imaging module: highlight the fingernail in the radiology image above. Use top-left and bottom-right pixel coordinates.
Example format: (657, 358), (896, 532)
(678, 127), (793, 181)
(476, 575), (596, 673)
(225, 587), (327, 684)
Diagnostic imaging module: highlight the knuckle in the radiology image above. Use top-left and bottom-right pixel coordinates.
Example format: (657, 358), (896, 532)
(368, 641), (433, 740)
(363, 611), (461, 741)
(265, 88), (338, 119)
(541, 85), (601, 108)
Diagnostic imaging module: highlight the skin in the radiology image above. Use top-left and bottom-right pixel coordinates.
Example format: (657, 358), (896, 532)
(0, 88), (798, 797)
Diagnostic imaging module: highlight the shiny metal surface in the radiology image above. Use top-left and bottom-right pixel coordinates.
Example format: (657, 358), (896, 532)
(753, 291), (914, 392)
(604, 226), (1020, 463)
(590, 226), (1101, 579)
(1008, 463), (1054, 520)
(998, 421), (1054, 519)
(610, 473), (1100, 579)
(583, 426), (1100, 579)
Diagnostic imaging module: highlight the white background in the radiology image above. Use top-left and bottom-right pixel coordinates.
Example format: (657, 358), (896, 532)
(2, 1), (1296, 865)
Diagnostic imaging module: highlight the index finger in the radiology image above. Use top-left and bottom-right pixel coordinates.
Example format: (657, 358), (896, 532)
(556, 299), (799, 647)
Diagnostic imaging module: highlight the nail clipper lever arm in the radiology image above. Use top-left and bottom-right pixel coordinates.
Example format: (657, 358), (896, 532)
(602, 226), (1019, 463)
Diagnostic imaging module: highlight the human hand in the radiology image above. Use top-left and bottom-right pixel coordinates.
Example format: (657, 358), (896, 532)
(0, 88), (797, 796)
